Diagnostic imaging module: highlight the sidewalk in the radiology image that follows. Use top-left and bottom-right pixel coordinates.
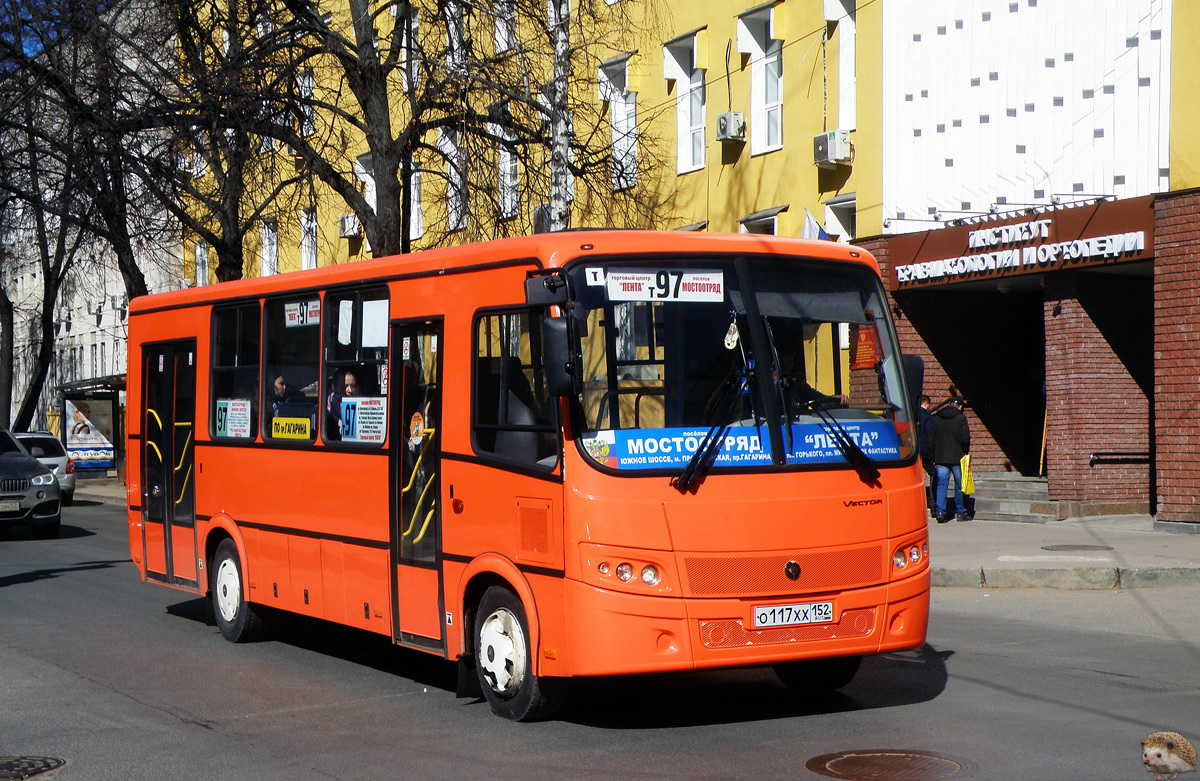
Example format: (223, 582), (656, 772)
(75, 478), (1200, 589)
(930, 513), (1200, 589)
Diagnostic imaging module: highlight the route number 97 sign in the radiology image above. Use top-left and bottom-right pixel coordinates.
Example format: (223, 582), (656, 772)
(590, 268), (725, 303)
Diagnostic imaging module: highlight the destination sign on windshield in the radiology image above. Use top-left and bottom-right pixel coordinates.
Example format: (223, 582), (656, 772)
(588, 268), (725, 302)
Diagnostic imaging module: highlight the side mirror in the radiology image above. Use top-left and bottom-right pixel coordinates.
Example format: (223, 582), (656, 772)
(541, 316), (581, 397)
(525, 272), (569, 306)
(902, 353), (924, 413)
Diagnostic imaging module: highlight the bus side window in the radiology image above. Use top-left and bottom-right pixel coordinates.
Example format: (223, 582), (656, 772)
(323, 286), (390, 446)
(263, 296), (321, 443)
(211, 304), (261, 440)
(472, 310), (558, 467)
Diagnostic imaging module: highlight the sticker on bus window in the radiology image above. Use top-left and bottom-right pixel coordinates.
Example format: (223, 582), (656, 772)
(272, 416), (311, 439)
(341, 397), (387, 443)
(604, 269), (725, 302)
(284, 299), (321, 327)
(215, 399), (252, 438)
(582, 420), (903, 470)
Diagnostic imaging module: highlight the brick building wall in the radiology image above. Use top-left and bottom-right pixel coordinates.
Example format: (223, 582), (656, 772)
(1154, 191), (1200, 522)
(1043, 272), (1151, 508)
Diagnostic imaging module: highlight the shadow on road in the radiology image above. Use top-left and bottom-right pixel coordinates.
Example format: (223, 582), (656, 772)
(165, 593), (950, 727)
(0, 558), (126, 588)
(0, 523), (96, 541)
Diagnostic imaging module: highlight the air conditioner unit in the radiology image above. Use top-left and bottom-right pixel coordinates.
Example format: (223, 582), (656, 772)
(814, 129), (852, 168)
(86, 300), (104, 316)
(339, 214), (362, 238)
(716, 111), (746, 142)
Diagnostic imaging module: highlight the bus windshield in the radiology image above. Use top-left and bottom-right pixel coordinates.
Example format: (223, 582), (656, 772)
(566, 256), (916, 476)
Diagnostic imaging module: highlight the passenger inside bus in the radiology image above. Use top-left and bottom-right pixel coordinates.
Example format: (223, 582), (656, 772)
(268, 370), (306, 415)
(769, 319), (849, 416)
(325, 368), (360, 441)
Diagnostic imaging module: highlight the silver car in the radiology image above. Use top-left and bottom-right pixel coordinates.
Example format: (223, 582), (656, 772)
(15, 431), (76, 506)
(0, 427), (61, 538)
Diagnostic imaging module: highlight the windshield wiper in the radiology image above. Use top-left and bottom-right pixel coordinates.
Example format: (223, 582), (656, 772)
(672, 375), (747, 493)
(805, 401), (880, 484)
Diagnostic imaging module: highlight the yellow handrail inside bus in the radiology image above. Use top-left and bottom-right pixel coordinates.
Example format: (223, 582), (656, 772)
(401, 428), (437, 494)
(174, 426), (193, 471)
(175, 464), (193, 504)
(412, 507), (436, 545)
(147, 408), (163, 430)
(146, 441), (162, 462)
(402, 471), (437, 537)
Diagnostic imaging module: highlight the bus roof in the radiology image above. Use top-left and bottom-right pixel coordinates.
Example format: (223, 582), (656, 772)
(130, 230), (879, 314)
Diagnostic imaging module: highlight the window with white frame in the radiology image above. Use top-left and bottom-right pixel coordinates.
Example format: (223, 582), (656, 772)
(439, 128), (466, 231)
(195, 240), (209, 286)
(401, 6), (419, 92)
(825, 0), (855, 130)
(261, 220), (278, 275)
(496, 122), (519, 218)
(738, 5), (783, 155)
(297, 70), (315, 137)
(446, 1), (463, 69)
(301, 208), (318, 269)
(825, 194), (856, 241)
(600, 57), (636, 191)
(406, 154), (423, 240)
(496, 0), (516, 53)
(664, 32), (705, 173)
(739, 205), (786, 234)
(256, 13), (273, 37)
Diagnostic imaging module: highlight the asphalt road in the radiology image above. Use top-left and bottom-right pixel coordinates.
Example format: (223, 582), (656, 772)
(2, 496), (1198, 780)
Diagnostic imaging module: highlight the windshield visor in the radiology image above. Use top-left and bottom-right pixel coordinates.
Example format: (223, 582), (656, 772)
(568, 257), (916, 473)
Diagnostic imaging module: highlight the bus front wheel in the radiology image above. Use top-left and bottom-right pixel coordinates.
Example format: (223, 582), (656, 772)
(773, 655), (862, 693)
(474, 586), (565, 721)
(211, 538), (270, 643)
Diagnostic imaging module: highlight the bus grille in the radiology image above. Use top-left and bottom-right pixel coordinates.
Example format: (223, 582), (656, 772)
(682, 545), (884, 597)
(0, 477), (29, 493)
(699, 608), (876, 649)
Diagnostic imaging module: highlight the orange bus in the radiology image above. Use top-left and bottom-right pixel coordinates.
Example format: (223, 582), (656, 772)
(126, 230), (929, 721)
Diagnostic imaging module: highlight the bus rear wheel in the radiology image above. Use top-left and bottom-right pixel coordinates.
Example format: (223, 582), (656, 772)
(474, 586), (566, 722)
(211, 538), (270, 643)
(773, 655), (862, 693)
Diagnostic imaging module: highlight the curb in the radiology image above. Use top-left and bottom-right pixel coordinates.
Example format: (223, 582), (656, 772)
(933, 566), (1200, 589)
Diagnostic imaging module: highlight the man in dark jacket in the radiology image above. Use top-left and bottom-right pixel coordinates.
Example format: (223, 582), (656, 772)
(931, 395), (971, 522)
(917, 395), (936, 514)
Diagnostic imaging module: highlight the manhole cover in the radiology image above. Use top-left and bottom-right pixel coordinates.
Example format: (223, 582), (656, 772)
(805, 749), (977, 780)
(1041, 544), (1113, 552)
(0, 757), (66, 780)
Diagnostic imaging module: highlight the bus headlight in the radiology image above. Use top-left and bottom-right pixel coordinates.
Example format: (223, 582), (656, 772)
(640, 565), (660, 586)
(893, 550), (908, 569)
(615, 563), (633, 582)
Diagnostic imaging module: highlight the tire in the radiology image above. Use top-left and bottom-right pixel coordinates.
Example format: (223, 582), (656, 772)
(774, 655), (862, 693)
(31, 514), (61, 540)
(211, 538), (270, 642)
(474, 586), (566, 721)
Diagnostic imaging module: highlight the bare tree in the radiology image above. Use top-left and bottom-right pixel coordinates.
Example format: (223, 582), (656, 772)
(249, 0), (668, 257)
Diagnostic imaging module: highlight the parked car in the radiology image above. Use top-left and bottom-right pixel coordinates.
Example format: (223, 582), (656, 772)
(15, 432), (75, 506)
(0, 427), (61, 538)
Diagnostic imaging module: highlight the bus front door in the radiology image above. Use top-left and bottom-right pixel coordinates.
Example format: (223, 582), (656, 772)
(140, 341), (200, 590)
(390, 320), (445, 651)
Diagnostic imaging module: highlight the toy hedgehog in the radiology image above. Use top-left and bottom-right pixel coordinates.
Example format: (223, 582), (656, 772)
(1143, 732), (1197, 780)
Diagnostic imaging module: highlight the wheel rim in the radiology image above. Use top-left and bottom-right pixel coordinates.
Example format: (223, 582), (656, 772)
(214, 556), (241, 624)
(478, 607), (526, 697)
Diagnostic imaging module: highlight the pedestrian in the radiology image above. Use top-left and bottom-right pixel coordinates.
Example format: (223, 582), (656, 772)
(932, 391), (972, 522)
(917, 394), (936, 515)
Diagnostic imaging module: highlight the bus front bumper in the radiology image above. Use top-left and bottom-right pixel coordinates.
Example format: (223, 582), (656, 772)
(558, 570), (929, 678)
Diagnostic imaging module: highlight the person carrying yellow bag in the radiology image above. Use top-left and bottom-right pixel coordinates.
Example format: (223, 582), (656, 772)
(960, 454), (975, 495)
(932, 393), (972, 522)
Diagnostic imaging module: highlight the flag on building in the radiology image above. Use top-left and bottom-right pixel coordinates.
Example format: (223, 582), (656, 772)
(802, 208), (832, 241)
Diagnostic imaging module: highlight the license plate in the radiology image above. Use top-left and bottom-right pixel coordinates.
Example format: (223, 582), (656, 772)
(0, 500), (19, 513)
(753, 601), (834, 629)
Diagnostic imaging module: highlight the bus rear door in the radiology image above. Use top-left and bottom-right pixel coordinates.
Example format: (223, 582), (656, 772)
(140, 340), (200, 590)
(390, 320), (445, 650)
